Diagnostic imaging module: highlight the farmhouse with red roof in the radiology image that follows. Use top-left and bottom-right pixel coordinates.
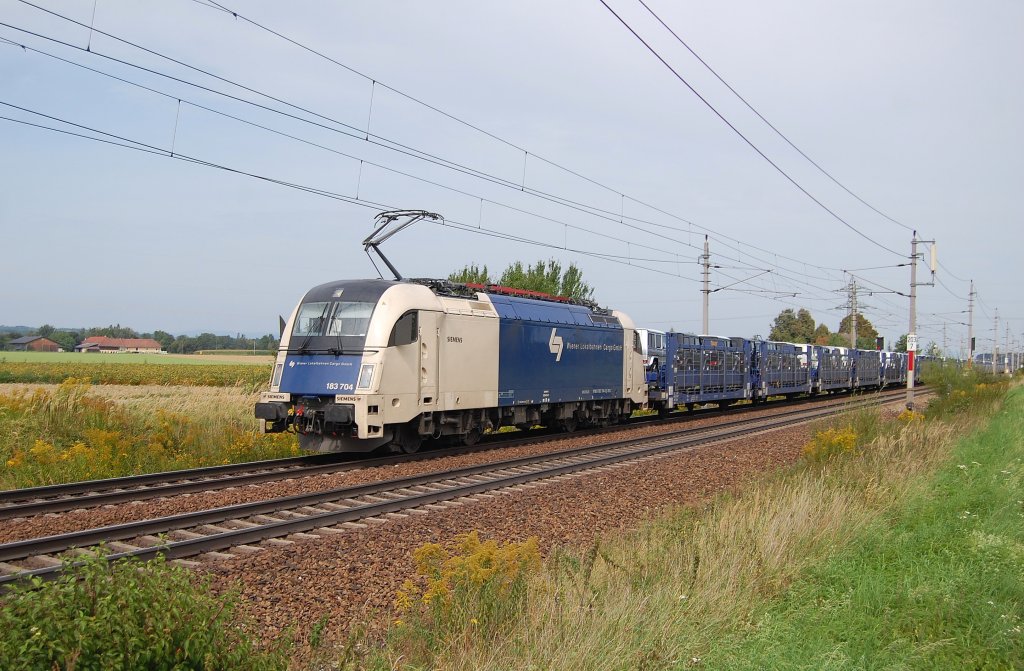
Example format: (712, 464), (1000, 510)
(75, 336), (165, 354)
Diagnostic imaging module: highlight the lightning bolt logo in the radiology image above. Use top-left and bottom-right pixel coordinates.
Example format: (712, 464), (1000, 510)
(549, 328), (563, 362)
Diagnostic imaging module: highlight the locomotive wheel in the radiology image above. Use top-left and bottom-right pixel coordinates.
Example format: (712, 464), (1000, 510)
(461, 427), (482, 446)
(559, 417), (578, 433)
(390, 423), (423, 454)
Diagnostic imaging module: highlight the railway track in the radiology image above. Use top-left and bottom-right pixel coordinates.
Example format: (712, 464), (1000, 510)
(0, 388), (924, 588)
(0, 387), (904, 519)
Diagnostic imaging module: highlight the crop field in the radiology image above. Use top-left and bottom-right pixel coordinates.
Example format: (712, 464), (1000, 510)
(0, 353), (273, 388)
(0, 351), (274, 365)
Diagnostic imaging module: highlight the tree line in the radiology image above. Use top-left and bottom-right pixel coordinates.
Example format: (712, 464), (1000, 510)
(449, 259), (594, 302)
(767, 308), (938, 354)
(767, 308), (882, 349)
(1, 324), (279, 354)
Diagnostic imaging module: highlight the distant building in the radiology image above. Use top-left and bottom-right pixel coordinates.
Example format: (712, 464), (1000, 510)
(7, 335), (61, 352)
(75, 336), (165, 354)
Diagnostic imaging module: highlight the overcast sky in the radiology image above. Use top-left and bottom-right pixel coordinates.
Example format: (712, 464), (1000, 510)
(1, 0), (1021, 354)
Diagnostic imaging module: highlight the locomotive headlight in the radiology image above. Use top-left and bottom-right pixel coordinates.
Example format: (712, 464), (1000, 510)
(356, 364), (375, 390)
(271, 363), (284, 389)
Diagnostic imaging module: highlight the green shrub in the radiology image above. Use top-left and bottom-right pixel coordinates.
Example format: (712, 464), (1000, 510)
(921, 365), (1008, 419)
(0, 550), (286, 671)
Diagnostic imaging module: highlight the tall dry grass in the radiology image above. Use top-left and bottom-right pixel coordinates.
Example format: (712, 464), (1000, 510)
(0, 380), (297, 489)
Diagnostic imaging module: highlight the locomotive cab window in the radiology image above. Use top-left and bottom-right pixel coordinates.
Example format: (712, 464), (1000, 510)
(326, 302), (373, 337)
(389, 312), (419, 347)
(290, 298), (377, 353)
(633, 331), (642, 353)
(293, 302), (330, 337)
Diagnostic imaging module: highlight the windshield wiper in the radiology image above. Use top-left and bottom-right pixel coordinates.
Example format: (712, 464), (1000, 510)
(332, 309), (345, 356)
(294, 302), (330, 354)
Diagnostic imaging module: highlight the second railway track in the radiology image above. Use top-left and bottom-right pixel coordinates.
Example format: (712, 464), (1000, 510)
(0, 389), (924, 588)
(0, 387), (911, 519)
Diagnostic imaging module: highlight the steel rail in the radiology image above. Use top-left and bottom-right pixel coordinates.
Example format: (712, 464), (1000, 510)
(0, 390), (921, 587)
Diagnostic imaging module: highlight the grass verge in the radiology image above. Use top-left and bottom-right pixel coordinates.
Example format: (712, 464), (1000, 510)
(350, 370), (1016, 670)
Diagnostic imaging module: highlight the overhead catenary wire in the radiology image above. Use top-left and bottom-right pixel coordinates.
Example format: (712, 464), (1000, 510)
(195, 4), (964, 324)
(0, 24), (722, 264)
(166, 0), (883, 287)
(0, 20), (857, 299)
(0, 104), (693, 283)
(180, 0), (865, 281)
(596, 0), (905, 258)
(2, 102), (858, 322)
(0, 37), (719, 268)
(1, 16), (840, 292)
(634, 0), (915, 234)
(3, 7), (909, 309)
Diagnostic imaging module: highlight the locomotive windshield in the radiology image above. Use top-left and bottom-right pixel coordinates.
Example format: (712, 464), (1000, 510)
(291, 300), (376, 353)
(293, 301), (374, 337)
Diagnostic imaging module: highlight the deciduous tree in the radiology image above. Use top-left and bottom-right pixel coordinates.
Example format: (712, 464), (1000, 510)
(448, 263), (492, 285)
(812, 323), (831, 345)
(768, 308), (816, 343)
(836, 314), (880, 349)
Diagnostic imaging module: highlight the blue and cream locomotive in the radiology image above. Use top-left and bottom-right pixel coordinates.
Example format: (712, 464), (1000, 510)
(256, 279), (647, 453)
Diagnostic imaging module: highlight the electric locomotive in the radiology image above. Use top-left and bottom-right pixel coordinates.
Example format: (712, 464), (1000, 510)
(255, 278), (647, 453)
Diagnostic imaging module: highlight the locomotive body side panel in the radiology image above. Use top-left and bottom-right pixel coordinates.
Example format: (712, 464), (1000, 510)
(490, 295), (624, 407)
(436, 305), (500, 412)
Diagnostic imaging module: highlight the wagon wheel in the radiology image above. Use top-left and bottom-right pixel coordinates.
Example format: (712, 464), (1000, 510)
(461, 427), (482, 447)
(559, 417), (578, 433)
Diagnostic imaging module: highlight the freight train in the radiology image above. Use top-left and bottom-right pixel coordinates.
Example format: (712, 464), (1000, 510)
(255, 277), (918, 454)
